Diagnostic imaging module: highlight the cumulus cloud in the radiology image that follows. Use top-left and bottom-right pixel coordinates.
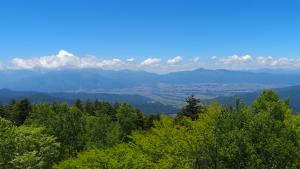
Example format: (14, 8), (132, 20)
(256, 57), (300, 67)
(214, 54), (300, 69)
(218, 55), (253, 65)
(140, 58), (161, 66)
(167, 56), (183, 65)
(11, 50), (124, 70)
(127, 58), (135, 62)
(5, 50), (300, 72)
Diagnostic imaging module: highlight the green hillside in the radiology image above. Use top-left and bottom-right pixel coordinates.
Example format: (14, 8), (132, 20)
(214, 86), (300, 113)
(0, 89), (178, 114)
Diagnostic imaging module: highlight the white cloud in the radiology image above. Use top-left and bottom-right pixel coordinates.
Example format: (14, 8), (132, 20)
(218, 54), (253, 65)
(96, 58), (122, 67)
(193, 57), (201, 63)
(140, 58), (161, 66)
(11, 58), (35, 69)
(256, 57), (300, 67)
(167, 56), (183, 65)
(11, 50), (124, 70)
(5, 50), (300, 73)
(12, 50), (78, 69)
(214, 54), (300, 69)
(255, 56), (274, 65)
(127, 58), (135, 62)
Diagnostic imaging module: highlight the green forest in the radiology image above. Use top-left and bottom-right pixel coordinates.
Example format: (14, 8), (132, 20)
(1, 90), (300, 169)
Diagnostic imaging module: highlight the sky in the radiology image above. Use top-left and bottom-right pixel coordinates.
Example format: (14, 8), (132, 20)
(0, 0), (300, 72)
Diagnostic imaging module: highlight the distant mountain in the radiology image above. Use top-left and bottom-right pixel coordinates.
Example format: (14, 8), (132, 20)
(0, 69), (159, 91)
(163, 69), (300, 84)
(213, 85), (300, 113)
(0, 89), (179, 114)
(249, 68), (300, 75)
(1, 69), (300, 92)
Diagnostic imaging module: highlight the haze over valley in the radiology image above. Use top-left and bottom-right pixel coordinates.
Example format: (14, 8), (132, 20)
(0, 68), (299, 109)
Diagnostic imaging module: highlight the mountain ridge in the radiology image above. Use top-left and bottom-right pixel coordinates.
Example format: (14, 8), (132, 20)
(0, 89), (179, 114)
(1, 68), (300, 92)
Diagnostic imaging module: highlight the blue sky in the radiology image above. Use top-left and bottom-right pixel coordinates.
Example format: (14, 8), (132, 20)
(0, 0), (300, 72)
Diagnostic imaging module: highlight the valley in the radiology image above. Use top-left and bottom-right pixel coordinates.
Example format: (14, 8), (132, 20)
(94, 83), (286, 107)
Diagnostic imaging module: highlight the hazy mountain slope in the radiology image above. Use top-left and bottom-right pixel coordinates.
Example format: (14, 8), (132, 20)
(0, 89), (179, 114)
(213, 85), (300, 113)
(163, 69), (300, 84)
(0, 89), (66, 103)
(1, 69), (300, 92)
(48, 92), (156, 106)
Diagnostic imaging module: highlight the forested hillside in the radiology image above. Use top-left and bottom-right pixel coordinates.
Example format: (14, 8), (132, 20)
(214, 85), (300, 113)
(0, 89), (179, 114)
(1, 90), (300, 168)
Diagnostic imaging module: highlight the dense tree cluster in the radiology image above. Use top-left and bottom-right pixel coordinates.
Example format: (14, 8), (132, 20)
(0, 99), (159, 168)
(1, 90), (300, 168)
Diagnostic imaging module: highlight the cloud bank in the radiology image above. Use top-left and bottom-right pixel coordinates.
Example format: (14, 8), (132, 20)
(214, 55), (300, 69)
(167, 56), (183, 65)
(140, 58), (161, 66)
(2, 50), (300, 73)
(11, 50), (124, 70)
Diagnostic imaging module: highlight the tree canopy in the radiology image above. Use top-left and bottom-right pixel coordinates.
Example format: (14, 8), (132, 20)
(0, 90), (300, 169)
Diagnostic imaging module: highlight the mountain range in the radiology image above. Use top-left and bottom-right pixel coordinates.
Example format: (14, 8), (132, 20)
(1, 68), (300, 92)
(1, 68), (300, 112)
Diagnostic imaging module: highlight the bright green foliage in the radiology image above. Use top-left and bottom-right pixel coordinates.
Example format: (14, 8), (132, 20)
(55, 91), (300, 169)
(115, 104), (144, 139)
(0, 118), (17, 168)
(0, 118), (60, 169)
(54, 103), (222, 169)
(25, 104), (86, 159)
(252, 90), (281, 113)
(248, 90), (300, 168)
(54, 144), (153, 169)
(84, 114), (121, 148)
(84, 103), (144, 148)
(2, 90), (300, 168)
(10, 126), (60, 169)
